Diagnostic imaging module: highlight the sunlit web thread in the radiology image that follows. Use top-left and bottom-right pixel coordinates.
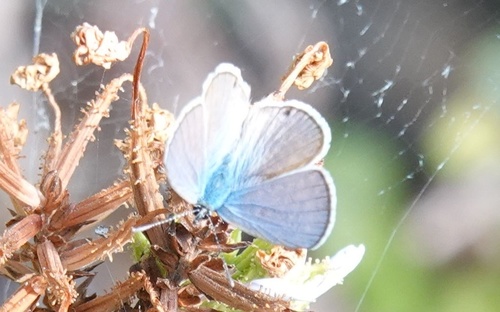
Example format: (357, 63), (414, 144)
(354, 105), (489, 312)
(33, 0), (47, 57)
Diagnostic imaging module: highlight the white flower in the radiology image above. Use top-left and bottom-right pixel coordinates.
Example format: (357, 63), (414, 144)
(248, 244), (365, 307)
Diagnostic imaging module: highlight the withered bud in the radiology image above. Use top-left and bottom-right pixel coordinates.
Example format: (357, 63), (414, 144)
(115, 102), (174, 180)
(291, 41), (333, 90)
(256, 246), (307, 278)
(37, 240), (78, 308)
(10, 53), (60, 91)
(0, 102), (28, 155)
(72, 23), (131, 69)
(0, 214), (42, 266)
(149, 103), (175, 144)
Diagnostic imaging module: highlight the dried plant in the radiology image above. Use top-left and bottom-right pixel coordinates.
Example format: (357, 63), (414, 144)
(0, 23), (349, 312)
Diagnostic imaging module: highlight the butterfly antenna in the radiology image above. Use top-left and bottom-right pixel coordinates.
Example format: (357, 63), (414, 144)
(195, 206), (235, 288)
(132, 210), (191, 233)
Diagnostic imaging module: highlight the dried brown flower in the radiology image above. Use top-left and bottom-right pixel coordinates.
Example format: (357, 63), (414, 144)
(0, 102), (28, 158)
(257, 247), (307, 278)
(72, 23), (143, 69)
(291, 41), (333, 90)
(10, 53), (60, 91)
(275, 41), (333, 100)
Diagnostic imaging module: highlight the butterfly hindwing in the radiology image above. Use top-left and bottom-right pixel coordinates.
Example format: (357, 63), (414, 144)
(217, 168), (336, 249)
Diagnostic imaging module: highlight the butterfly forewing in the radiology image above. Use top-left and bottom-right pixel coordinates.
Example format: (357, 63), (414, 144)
(165, 101), (205, 203)
(202, 64), (250, 177)
(165, 64), (250, 204)
(231, 99), (331, 190)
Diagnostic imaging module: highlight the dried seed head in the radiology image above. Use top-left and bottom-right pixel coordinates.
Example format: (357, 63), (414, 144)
(0, 275), (48, 311)
(116, 103), (174, 159)
(275, 41), (333, 100)
(291, 41), (333, 90)
(256, 247), (307, 278)
(149, 103), (175, 144)
(71, 23), (131, 69)
(10, 53), (60, 91)
(38, 241), (78, 308)
(0, 214), (42, 266)
(0, 103), (28, 156)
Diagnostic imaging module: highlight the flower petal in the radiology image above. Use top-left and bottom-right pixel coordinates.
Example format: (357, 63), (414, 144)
(248, 244), (365, 302)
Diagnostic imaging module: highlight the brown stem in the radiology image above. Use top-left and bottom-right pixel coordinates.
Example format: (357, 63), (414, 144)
(54, 73), (133, 190)
(0, 161), (40, 208)
(49, 180), (132, 231)
(42, 82), (63, 170)
(0, 214), (42, 266)
(128, 29), (168, 246)
(0, 275), (47, 312)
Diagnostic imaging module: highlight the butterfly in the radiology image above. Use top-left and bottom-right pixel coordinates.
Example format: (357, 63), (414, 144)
(164, 63), (335, 249)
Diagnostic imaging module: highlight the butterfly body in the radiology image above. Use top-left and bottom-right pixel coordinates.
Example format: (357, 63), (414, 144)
(165, 63), (336, 249)
(200, 156), (234, 210)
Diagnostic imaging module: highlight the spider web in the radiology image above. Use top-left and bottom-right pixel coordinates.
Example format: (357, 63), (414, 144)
(1, 0), (499, 310)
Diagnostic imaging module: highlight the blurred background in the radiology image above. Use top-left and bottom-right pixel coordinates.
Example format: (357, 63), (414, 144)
(1, 0), (500, 311)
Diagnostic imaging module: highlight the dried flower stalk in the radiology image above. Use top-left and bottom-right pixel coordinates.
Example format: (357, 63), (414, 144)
(75, 271), (152, 312)
(49, 180), (132, 232)
(0, 214), (42, 266)
(52, 73), (132, 188)
(0, 102), (28, 174)
(188, 257), (289, 311)
(60, 216), (137, 271)
(37, 240), (77, 310)
(0, 275), (48, 311)
(0, 161), (40, 209)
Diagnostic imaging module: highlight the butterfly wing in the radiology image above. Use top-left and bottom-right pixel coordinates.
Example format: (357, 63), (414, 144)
(202, 64), (250, 173)
(216, 101), (335, 249)
(164, 101), (205, 203)
(165, 64), (250, 203)
(230, 98), (332, 190)
(166, 64), (335, 249)
(217, 168), (335, 249)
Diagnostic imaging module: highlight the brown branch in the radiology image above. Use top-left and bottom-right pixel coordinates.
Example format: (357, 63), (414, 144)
(60, 216), (137, 271)
(49, 180), (132, 231)
(128, 29), (168, 247)
(0, 214), (42, 266)
(0, 161), (40, 208)
(74, 271), (155, 312)
(37, 240), (77, 310)
(42, 82), (63, 171)
(53, 73), (133, 190)
(0, 275), (47, 312)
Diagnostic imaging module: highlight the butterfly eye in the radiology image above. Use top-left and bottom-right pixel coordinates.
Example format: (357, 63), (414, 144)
(192, 204), (210, 224)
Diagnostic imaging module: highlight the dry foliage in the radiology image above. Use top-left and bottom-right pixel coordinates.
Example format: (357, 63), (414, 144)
(0, 24), (332, 312)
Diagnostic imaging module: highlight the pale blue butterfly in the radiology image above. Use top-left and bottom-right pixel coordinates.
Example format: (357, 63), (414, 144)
(164, 63), (335, 249)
